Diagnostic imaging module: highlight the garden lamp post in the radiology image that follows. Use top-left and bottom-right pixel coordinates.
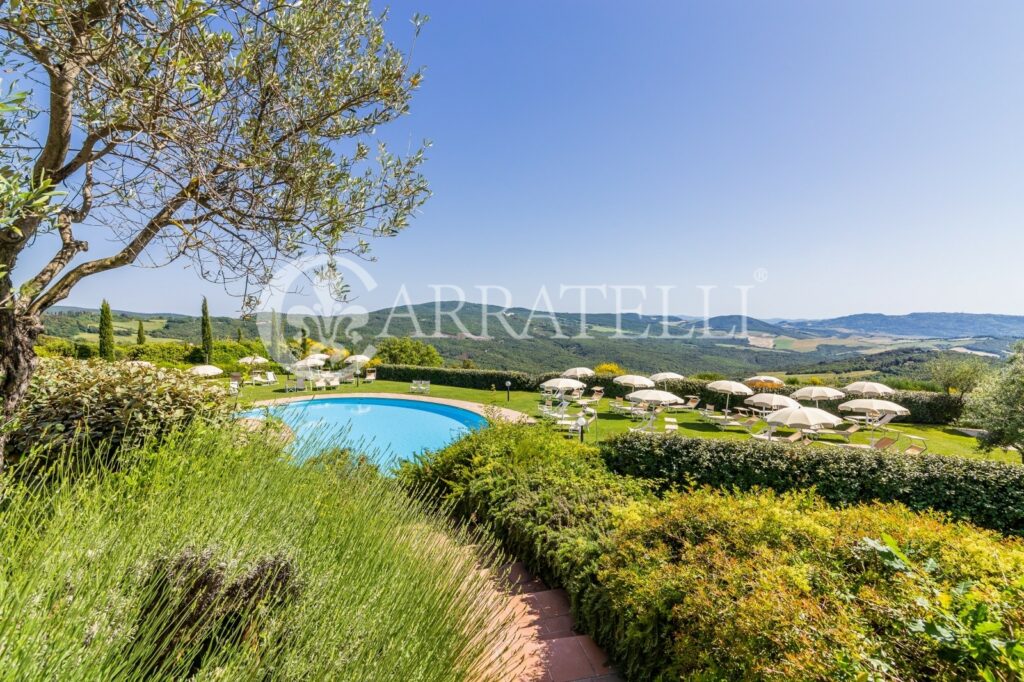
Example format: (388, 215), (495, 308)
(505, 380), (511, 402)
(576, 415), (587, 443)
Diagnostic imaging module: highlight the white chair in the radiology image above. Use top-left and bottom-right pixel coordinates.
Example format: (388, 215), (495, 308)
(363, 368), (377, 384)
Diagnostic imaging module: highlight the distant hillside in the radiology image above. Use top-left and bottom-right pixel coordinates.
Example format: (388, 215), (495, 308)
(784, 313), (1024, 339)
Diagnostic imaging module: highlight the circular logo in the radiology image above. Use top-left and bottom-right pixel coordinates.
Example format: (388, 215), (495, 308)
(254, 255), (378, 367)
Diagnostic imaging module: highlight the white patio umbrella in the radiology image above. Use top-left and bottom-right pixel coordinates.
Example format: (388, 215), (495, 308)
(561, 367), (596, 379)
(744, 375), (784, 387)
(124, 360), (154, 368)
(706, 380), (754, 411)
(238, 355), (268, 365)
(767, 406), (843, 429)
(189, 364), (223, 377)
(344, 354), (371, 365)
(843, 381), (895, 397)
(292, 357), (325, 370)
(839, 399), (909, 416)
(744, 393), (800, 411)
(626, 389), (682, 405)
(540, 377), (586, 392)
(649, 371), (685, 385)
(613, 375), (655, 389)
(306, 353), (331, 362)
(791, 386), (845, 407)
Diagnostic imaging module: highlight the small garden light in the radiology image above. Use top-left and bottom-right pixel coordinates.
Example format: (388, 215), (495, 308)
(505, 380), (511, 402)
(576, 415), (587, 443)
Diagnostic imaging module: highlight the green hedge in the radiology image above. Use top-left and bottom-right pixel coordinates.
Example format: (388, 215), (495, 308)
(601, 431), (1024, 535)
(402, 425), (1024, 681)
(374, 364), (539, 391)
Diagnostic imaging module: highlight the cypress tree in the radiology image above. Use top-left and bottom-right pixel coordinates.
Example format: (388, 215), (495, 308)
(236, 327), (243, 343)
(269, 310), (280, 358)
(201, 297), (213, 363)
(98, 300), (115, 360)
(136, 320), (146, 345)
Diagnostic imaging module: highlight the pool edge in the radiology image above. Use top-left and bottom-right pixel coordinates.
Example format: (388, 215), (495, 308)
(247, 392), (534, 425)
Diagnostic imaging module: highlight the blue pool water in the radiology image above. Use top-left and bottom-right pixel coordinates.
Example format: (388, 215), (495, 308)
(239, 397), (488, 465)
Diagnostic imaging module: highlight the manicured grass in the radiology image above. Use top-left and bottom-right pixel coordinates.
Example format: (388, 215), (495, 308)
(236, 379), (1011, 462)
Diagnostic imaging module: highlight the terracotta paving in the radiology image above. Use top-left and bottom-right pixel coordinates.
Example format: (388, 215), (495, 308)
(498, 562), (622, 682)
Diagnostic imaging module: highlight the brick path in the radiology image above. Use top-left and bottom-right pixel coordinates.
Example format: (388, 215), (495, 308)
(499, 562), (622, 682)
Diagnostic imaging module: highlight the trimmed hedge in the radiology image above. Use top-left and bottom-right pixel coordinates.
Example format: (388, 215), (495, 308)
(602, 431), (1024, 535)
(374, 364), (539, 391)
(402, 425), (1024, 681)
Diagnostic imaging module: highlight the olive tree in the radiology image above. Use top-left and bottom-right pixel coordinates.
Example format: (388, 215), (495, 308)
(964, 343), (1024, 453)
(927, 353), (989, 399)
(0, 0), (429, 465)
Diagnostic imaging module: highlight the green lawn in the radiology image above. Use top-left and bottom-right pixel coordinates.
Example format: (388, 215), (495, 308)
(236, 379), (1014, 463)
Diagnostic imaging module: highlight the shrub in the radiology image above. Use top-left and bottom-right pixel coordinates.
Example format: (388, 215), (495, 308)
(601, 432), (1024, 535)
(0, 426), (521, 680)
(406, 426), (1024, 681)
(371, 336), (443, 367)
(593, 362), (626, 376)
(7, 358), (230, 467)
(375, 364), (539, 391)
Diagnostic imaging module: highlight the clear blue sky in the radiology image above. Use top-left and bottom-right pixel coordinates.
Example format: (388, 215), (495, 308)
(17, 0), (1024, 319)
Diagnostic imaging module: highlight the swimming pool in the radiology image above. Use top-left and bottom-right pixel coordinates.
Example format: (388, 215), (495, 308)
(238, 397), (488, 465)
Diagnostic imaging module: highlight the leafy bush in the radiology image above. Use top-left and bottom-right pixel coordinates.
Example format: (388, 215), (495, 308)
(593, 362), (626, 375)
(602, 432), (1024, 535)
(370, 336), (443, 367)
(602, 489), (1024, 680)
(401, 428), (1024, 675)
(7, 358), (230, 466)
(0, 426), (521, 680)
(406, 426), (1024, 681)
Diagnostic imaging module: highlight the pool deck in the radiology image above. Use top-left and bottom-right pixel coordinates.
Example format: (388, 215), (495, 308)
(249, 392), (534, 424)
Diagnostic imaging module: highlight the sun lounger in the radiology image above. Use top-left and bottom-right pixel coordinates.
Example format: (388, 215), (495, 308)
(752, 430), (804, 444)
(812, 424), (860, 442)
(363, 368), (377, 384)
(841, 436), (897, 452)
(410, 380), (431, 394)
(903, 435), (928, 456)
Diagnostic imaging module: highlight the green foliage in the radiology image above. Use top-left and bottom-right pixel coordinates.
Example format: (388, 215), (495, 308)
(0, 427), (519, 680)
(405, 425), (1024, 681)
(200, 297), (213, 363)
(602, 432), (1024, 535)
(376, 364), (538, 391)
(136, 319), (146, 345)
(98, 300), (115, 361)
(7, 358), (229, 467)
(593, 362), (626, 376)
(966, 343), (1024, 452)
(373, 337), (443, 367)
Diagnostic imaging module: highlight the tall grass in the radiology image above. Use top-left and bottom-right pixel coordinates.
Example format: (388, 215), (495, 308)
(0, 426), (524, 680)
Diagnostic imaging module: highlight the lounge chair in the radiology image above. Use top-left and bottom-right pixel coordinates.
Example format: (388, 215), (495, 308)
(714, 416), (759, 433)
(813, 424), (860, 443)
(253, 371), (277, 386)
(363, 368), (377, 384)
(903, 436), (928, 456)
(610, 398), (633, 415)
(288, 376), (306, 392)
(869, 413), (897, 431)
(753, 430), (804, 444)
(841, 437), (897, 452)
(228, 379), (240, 395)
(326, 374), (340, 390)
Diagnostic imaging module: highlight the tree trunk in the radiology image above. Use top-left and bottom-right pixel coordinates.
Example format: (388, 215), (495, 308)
(0, 309), (42, 470)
